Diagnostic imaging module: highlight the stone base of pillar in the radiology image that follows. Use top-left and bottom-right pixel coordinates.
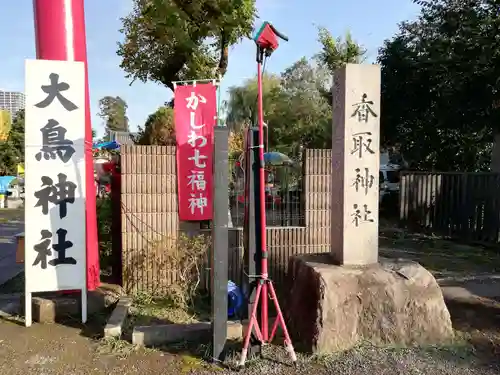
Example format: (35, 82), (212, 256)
(284, 254), (454, 354)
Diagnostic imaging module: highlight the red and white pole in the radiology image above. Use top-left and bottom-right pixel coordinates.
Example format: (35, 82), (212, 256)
(33, 0), (100, 291)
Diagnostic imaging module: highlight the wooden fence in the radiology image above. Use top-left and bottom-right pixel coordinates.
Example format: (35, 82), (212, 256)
(117, 146), (332, 295)
(399, 171), (500, 243)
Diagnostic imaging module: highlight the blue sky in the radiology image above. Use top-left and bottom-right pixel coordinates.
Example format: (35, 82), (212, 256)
(0, 0), (419, 137)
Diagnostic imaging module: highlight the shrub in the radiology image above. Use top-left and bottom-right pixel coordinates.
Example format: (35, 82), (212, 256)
(162, 233), (210, 309)
(96, 196), (113, 272)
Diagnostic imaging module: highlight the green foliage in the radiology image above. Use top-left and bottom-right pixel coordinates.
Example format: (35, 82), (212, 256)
(379, 0), (500, 171)
(98, 96), (129, 138)
(135, 106), (176, 145)
(224, 73), (282, 131)
(315, 27), (367, 72)
(315, 27), (367, 105)
(0, 110), (24, 175)
(228, 129), (244, 159)
(223, 27), (365, 159)
(122, 232), (210, 307)
(223, 58), (332, 158)
(96, 197), (113, 272)
(117, 0), (257, 90)
(162, 233), (210, 309)
(269, 58), (332, 157)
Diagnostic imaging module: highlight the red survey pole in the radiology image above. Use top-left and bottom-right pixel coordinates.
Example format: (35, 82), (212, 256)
(33, 0), (100, 291)
(238, 22), (296, 368)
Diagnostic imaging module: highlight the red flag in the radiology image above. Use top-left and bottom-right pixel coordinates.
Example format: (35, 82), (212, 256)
(174, 83), (217, 221)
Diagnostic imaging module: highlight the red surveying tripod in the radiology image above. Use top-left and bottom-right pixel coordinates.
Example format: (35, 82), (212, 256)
(238, 22), (297, 368)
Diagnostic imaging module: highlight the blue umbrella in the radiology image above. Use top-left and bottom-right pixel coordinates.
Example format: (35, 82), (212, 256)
(264, 152), (294, 167)
(93, 141), (120, 150)
(0, 176), (16, 194)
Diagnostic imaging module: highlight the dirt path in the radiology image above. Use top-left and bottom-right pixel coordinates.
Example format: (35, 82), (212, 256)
(2, 221), (500, 374)
(0, 320), (184, 375)
(0, 309), (499, 375)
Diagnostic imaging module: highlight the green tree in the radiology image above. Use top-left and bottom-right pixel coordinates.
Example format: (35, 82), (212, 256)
(224, 74), (282, 131)
(0, 110), (24, 175)
(224, 58), (331, 158)
(98, 96), (129, 138)
(117, 0), (257, 91)
(315, 27), (366, 72)
(378, 0), (499, 171)
(315, 27), (367, 104)
(268, 58), (331, 156)
(223, 27), (365, 158)
(135, 106), (176, 145)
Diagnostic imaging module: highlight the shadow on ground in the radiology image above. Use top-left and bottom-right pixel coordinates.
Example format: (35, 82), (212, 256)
(446, 296), (500, 355)
(379, 226), (500, 279)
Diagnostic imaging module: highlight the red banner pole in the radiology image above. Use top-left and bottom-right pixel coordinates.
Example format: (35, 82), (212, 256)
(33, 0), (100, 291)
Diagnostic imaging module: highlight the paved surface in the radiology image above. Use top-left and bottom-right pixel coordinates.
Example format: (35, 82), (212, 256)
(440, 277), (500, 302)
(0, 209), (23, 287)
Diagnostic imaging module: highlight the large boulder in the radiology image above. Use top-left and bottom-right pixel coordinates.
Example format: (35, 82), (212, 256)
(285, 254), (454, 354)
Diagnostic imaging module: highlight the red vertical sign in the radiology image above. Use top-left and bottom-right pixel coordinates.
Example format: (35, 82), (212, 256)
(174, 84), (217, 221)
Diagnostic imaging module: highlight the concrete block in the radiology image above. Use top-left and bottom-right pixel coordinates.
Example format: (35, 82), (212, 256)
(31, 296), (79, 323)
(132, 320), (243, 347)
(104, 297), (132, 338)
(19, 284), (124, 324)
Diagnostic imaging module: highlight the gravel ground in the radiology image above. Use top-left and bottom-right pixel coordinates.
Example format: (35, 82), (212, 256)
(0, 310), (499, 375)
(1, 217), (500, 374)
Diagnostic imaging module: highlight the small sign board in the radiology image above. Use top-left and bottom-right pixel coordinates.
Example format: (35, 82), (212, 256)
(24, 59), (87, 327)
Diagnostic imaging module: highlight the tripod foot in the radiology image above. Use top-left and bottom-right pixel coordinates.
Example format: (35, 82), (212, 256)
(237, 348), (248, 369)
(286, 341), (298, 364)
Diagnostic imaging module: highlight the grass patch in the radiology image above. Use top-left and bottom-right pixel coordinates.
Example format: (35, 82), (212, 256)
(95, 336), (156, 359)
(123, 291), (211, 338)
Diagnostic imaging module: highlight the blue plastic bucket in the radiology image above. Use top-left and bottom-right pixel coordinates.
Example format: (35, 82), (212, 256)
(227, 280), (243, 318)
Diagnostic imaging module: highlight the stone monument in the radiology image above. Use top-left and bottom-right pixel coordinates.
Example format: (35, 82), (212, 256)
(331, 63), (380, 266)
(285, 64), (454, 354)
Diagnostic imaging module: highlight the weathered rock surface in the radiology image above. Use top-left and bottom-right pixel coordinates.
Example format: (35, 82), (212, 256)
(285, 254), (454, 354)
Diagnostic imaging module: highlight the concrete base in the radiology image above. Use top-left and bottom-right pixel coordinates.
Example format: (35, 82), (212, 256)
(133, 321), (243, 347)
(20, 283), (123, 323)
(104, 297), (132, 338)
(285, 254), (454, 354)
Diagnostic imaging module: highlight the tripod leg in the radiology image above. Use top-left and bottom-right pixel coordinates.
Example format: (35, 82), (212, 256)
(269, 312), (279, 342)
(261, 283), (268, 340)
(268, 282), (297, 363)
(239, 282), (263, 368)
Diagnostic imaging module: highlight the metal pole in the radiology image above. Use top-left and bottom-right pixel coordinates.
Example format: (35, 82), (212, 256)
(243, 127), (262, 358)
(256, 50), (269, 341)
(211, 127), (229, 362)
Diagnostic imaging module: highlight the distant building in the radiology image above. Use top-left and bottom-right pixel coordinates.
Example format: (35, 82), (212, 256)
(108, 130), (135, 145)
(0, 90), (25, 118)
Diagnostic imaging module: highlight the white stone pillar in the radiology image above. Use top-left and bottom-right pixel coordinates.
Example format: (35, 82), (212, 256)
(331, 64), (381, 266)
